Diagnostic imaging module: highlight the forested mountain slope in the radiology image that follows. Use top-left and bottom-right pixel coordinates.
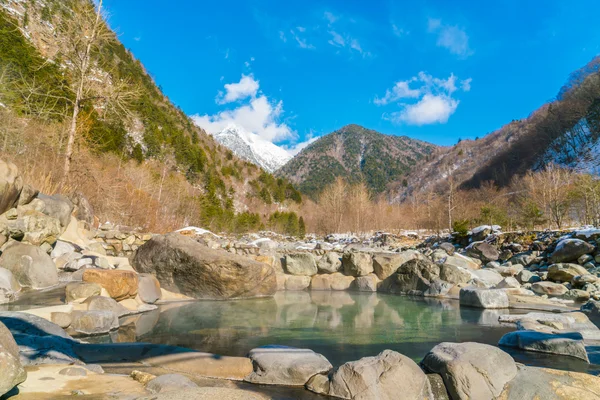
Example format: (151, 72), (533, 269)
(0, 0), (302, 232)
(279, 124), (437, 199)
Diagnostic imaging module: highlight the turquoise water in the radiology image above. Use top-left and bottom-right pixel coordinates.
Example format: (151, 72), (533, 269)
(129, 291), (599, 374)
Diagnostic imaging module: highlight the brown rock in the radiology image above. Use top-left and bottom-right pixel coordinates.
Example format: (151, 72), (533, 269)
(82, 269), (138, 301)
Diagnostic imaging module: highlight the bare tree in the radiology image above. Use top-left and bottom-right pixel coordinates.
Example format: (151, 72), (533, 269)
(318, 177), (348, 233)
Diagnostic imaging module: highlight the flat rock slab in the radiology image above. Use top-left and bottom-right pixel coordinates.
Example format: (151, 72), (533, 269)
(499, 330), (589, 362)
(245, 345), (332, 386)
(501, 364), (600, 399)
(75, 343), (253, 380)
(9, 364), (147, 399)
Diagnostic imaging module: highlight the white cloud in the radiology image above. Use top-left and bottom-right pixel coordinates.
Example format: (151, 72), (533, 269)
(428, 18), (473, 58)
(193, 74), (312, 154)
(374, 79), (421, 105)
(394, 94), (459, 125)
(328, 30), (345, 47)
(375, 72), (471, 125)
(216, 74), (259, 104)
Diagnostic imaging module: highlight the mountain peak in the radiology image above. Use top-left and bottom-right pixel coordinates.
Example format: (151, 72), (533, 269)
(212, 124), (292, 173)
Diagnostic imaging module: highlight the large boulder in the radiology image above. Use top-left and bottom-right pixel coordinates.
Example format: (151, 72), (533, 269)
(245, 345), (332, 386)
(82, 269), (138, 301)
(470, 269), (503, 287)
(421, 342), (517, 400)
(342, 252), (373, 277)
(132, 233), (276, 299)
(466, 242), (499, 263)
(372, 251), (421, 280)
(0, 160), (23, 215)
(36, 193), (74, 228)
(390, 259), (440, 295)
(353, 274), (379, 292)
(442, 254), (480, 270)
(550, 239), (595, 263)
(499, 330), (589, 362)
(317, 252), (342, 273)
(0, 267), (20, 304)
(547, 263), (588, 282)
(459, 288), (509, 309)
(284, 253), (318, 276)
(307, 349), (432, 400)
(0, 242), (58, 289)
(284, 275), (311, 291)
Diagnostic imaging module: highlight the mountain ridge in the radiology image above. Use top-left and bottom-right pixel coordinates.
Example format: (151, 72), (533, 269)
(278, 124), (437, 198)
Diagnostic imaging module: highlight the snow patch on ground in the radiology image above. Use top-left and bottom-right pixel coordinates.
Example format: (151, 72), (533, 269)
(176, 226), (220, 237)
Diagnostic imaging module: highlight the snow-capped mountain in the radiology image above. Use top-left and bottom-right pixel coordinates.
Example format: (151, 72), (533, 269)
(212, 125), (292, 173)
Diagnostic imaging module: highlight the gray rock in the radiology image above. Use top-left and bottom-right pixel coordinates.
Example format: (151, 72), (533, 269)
(443, 254), (480, 270)
(439, 264), (471, 284)
(138, 273), (162, 304)
(470, 269), (503, 287)
(459, 288), (509, 309)
(245, 345), (332, 386)
(284, 253), (318, 276)
(65, 282), (102, 303)
(564, 289), (591, 302)
(308, 349), (432, 400)
(581, 299), (600, 318)
(147, 374), (199, 394)
(517, 270), (540, 284)
(550, 239), (595, 263)
(372, 250), (421, 280)
(85, 295), (131, 318)
(132, 233), (276, 299)
(0, 160), (23, 215)
(317, 252), (342, 273)
(499, 330), (589, 362)
(70, 310), (119, 335)
(342, 252), (373, 277)
(466, 242), (500, 262)
(353, 274), (379, 292)
(496, 277), (521, 289)
(36, 193), (74, 228)
(421, 342), (517, 400)
(389, 258), (440, 296)
(16, 183), (38, 207)
(0, 242), (58, 289)
(439, 242), (455, 256)
(427, 374), (450, 400)
(0, 267), (20, 299)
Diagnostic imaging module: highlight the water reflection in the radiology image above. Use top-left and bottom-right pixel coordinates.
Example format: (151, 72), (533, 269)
(114, 292), (521, 367)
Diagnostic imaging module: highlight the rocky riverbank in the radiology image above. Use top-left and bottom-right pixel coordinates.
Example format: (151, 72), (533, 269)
(2, 159), (600, 399)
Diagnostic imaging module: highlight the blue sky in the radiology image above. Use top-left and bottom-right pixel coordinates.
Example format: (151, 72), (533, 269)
(103, 0), (600, 151)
